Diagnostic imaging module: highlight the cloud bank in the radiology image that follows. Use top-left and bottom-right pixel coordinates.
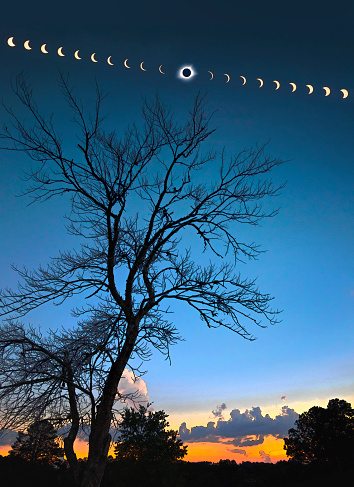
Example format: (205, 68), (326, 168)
(179, 405), (298, 448)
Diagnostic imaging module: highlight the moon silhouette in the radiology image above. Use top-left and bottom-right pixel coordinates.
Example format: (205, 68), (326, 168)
(257, 78), (263, 88)
(208, 71), (213, 80)
(24, 40), (31, 50)
(91, 53), (98, 63)
(7, 37), (15, 47)
(290, 82), (297, 92)
(340, 89), (349, 99)
(41, 44), (48, 54)
(240, 76), (246, 85)
(224, 74), (230, 83)
(140, 62), (146, 71)
(306, 84), (314, 94)
(323, 86), (330, 96)
(74, 50), (81, 60)
(273, 80), (280, 90)
(159, 65), (165, 74)
(107, 56), (114, 65)
(124, 59), (130, 68)
(58, 47), (65, 57)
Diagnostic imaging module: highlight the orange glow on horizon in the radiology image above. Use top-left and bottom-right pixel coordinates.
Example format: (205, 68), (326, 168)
(184, 435), (288, 463)
(1, 435), (288, 463)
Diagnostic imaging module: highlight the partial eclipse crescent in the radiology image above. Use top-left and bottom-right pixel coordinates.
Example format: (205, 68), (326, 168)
(273, 80), (280, 90)
(306, 84), (314, 94)
(41, 44), (48, 54)
(74, 50), (81, 60)
(208, 71), (213, 80)
(340, 89), (349, 99)
(124, 59), (130, 68)
(240, 76), (246, 85)
(24, 40), (31, 50)
(257, 78), (263, 88)
(140, 62), (146, 71)
(107, 56), (114, 65)
(91, 53), (98, 63)
(290, 82), (297, 92)
(7, 37), (15, 47)
(159, 65), (165, 74)
(224, 74), (230, 83)
(58, 47), (65, 57)
(323, 86), (330, 96)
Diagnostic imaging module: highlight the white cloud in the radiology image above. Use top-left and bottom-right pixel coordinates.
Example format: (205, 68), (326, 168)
(117, 369), (149, 408)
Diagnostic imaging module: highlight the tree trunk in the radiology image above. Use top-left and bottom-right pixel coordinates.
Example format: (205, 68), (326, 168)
(78, 424), (111, 487)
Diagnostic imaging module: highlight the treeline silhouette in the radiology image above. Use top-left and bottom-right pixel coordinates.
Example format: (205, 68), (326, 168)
(1, 455), (353, 487)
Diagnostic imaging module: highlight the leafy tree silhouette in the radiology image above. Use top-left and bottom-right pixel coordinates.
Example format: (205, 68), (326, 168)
(114, 404), (187, 462)
(284, 398), (354, 471)
(9, 419), (64, 464)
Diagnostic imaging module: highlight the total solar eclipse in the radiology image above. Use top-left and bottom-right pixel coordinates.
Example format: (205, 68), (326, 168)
(178, 65), (196, 81)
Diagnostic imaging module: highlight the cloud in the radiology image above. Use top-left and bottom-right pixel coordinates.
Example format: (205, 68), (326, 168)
(212, 403), (227, 419)
(259, 450), (272, 463)
(179, 405), (299, 447)
(0, 429), (17, 446)
(230, 435), (264, 447)
(117, 369), (149, 408)
(229, 448), (248, 456)
(281, 396), (286, 402)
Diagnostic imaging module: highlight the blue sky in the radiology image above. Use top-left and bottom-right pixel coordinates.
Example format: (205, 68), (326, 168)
(0, 2), (353, 462)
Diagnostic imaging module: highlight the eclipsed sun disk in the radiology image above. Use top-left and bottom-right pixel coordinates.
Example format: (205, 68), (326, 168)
(7, 37), (15, 47)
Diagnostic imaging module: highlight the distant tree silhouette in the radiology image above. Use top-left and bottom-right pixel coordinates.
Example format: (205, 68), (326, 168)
(284, 398), (354, 471)
(114, 404), (187, 462)
(9, 419), (64, 464)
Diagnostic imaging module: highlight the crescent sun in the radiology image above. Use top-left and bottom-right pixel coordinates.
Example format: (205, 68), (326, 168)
(58, 47), (65, 57)
(7, 37), (15, 47)
(240, 76), (246, 85)
(91, 53), (98, 63)
(340, 89), (349, 99)
(107, 56), (114, 65)
(159, 65), (165, 74)
(24, 40), (31, 50)
(224, 74), (230, 83)
(124, 59), (130, 68)
(273, 80), (280, 90)
(208, 71), (213, 80)
(41, 44), (48, 54)
(290, 82), (297, 92)
(140, 62), (146, 71)
(74, 50), (81, 60)
(306, 84), (314, 94)
(257, 78), (263, 88)
(323, 86), (330, 96)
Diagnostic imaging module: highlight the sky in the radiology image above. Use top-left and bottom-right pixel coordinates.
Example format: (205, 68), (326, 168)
(0, 2), (353, 464)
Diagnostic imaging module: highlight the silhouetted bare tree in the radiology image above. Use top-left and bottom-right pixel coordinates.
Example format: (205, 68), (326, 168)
(0, 74), (284, 487)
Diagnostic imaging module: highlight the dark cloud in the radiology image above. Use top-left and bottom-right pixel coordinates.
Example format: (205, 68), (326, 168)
(230, 448), (248, 456)
(259, 450), (272, 463)
(212, 403), (227, 419)
(179, 405), (298, 447)
(230, 434), (264, 447)
(0, 429), (17, 446)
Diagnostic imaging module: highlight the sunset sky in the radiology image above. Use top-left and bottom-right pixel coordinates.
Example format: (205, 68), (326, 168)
(0, 2), (353, 464)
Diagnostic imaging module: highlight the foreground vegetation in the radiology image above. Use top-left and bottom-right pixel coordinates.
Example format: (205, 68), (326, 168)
(1, 455), (354, 487)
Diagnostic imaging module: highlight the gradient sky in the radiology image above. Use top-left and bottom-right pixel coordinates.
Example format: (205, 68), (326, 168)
(0, 2), (353, 463)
